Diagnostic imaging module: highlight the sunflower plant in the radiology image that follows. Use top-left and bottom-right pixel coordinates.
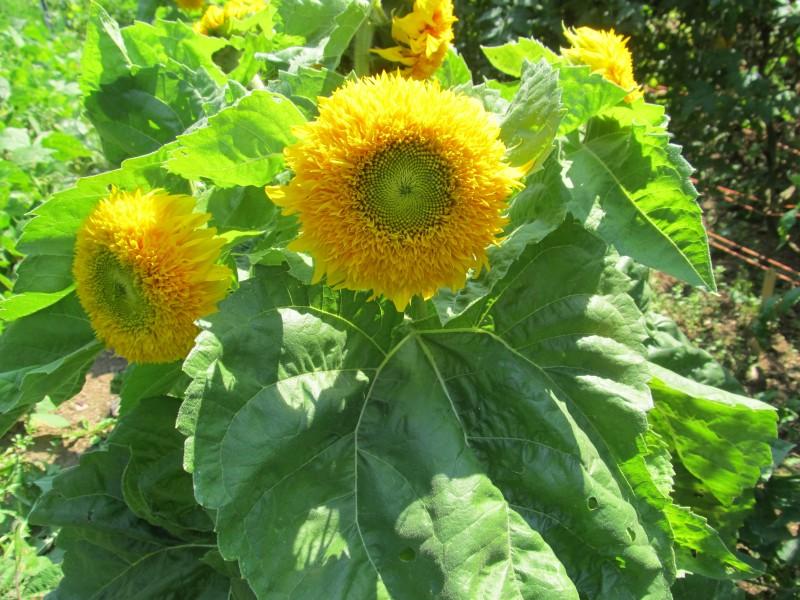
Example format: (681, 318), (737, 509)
(0, 1), (779, 598)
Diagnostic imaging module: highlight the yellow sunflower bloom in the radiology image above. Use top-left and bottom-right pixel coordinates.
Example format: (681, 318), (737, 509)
(266, 73), (523, 310)
(176, 0), (204, 10)
(73, 188), (231, 363)
(562, 26), (643, 102)
(372, 0), (457, 80)
(194, 0), (266, 36)
(194, 5), (226, 35)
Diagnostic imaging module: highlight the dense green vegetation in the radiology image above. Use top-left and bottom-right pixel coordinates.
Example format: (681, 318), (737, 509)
(0, 1), (797, 598)
(456, 6), (800, 593)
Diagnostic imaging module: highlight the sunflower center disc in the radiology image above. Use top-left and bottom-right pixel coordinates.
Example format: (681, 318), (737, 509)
(354, 139), (454, 236)
(92, 250), (153, 328)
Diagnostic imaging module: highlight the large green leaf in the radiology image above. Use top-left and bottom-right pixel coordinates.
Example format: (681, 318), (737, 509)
(641, 363), (776, 577)
(564, 113), (715, 290)
(648, 363), (777, 508)
(188, 272), (579, 598)
(30, 397), (242, 597)
(480, 224), (763, 581)
(165, 91), (306, 188)
(0, 293), (101, 416)
(80, 8), (230, 164)
(183, 226), (690, 598)
(108, 396), (213, 539)
(478, 223), (682, 581)
(628, 429), (758, 580)
(30, 444), (230, 600)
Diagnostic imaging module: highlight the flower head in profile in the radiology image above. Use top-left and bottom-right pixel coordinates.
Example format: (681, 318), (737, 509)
(73, 188), (230, 363)
(562, 26), (642, 102)
(372, 0), (457, 80)
(176, 0), (204, 10)
(267, 73), (523, 310)
(194, 0), (266, 36)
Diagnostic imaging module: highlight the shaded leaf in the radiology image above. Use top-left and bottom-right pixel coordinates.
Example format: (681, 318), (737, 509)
(30, 445), (228, 600)
(109, 396), (213, 538)
(267, 67), (346, 117)
(0, 293), (101, 416)
(119, 362), (187, 416)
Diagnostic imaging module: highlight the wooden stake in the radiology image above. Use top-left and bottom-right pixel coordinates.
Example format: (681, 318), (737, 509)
(761, 269), (778, 305)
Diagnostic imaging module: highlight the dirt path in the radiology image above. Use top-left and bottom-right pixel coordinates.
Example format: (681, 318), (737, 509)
(24, 352), (126, 468)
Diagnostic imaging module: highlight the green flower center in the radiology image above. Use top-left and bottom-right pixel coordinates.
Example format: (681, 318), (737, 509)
(354, 139), (454, 236)
(91, 250), (154, 328)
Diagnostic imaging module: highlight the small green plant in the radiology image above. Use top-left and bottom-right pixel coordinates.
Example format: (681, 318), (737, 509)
(0, 432), (61, 600)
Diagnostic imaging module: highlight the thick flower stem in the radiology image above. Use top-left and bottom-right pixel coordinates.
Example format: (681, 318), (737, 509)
(353, 21), (374, 77)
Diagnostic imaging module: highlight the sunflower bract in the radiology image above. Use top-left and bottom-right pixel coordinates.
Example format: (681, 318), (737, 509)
(372, 0), (457, 79)
(562, 26), (643, 102)
(73, 188), (230, 363)
(266, 73), (523, 310)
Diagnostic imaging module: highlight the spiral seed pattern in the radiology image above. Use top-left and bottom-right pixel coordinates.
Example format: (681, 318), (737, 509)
(353, 139), (454, 237)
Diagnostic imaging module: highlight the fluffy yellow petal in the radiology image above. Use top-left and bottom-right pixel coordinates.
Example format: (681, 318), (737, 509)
(372, 0), (457, 80)
(266, 73), (523, 310)
(562, 26), (643, 102)
(73, 188), (231, 363)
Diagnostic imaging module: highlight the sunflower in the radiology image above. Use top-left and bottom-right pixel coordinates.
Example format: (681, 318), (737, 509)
(194, 0), (266, 36)
(176, 0), (204, 9)
(266, 73), (523, 310)
(73, 188), (230, 363)
(372, 0), (457, 79)
(562, 26), (643, 102)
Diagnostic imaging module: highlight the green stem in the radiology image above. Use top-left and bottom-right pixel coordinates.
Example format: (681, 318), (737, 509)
(353, 20), (374, 77)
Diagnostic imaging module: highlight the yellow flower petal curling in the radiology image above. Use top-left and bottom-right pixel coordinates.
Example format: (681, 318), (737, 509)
(562, 26), (643, 102)
(372, 0), (457, 79)
(73, 188), (231, 363)
(266, 73), (523, 310)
